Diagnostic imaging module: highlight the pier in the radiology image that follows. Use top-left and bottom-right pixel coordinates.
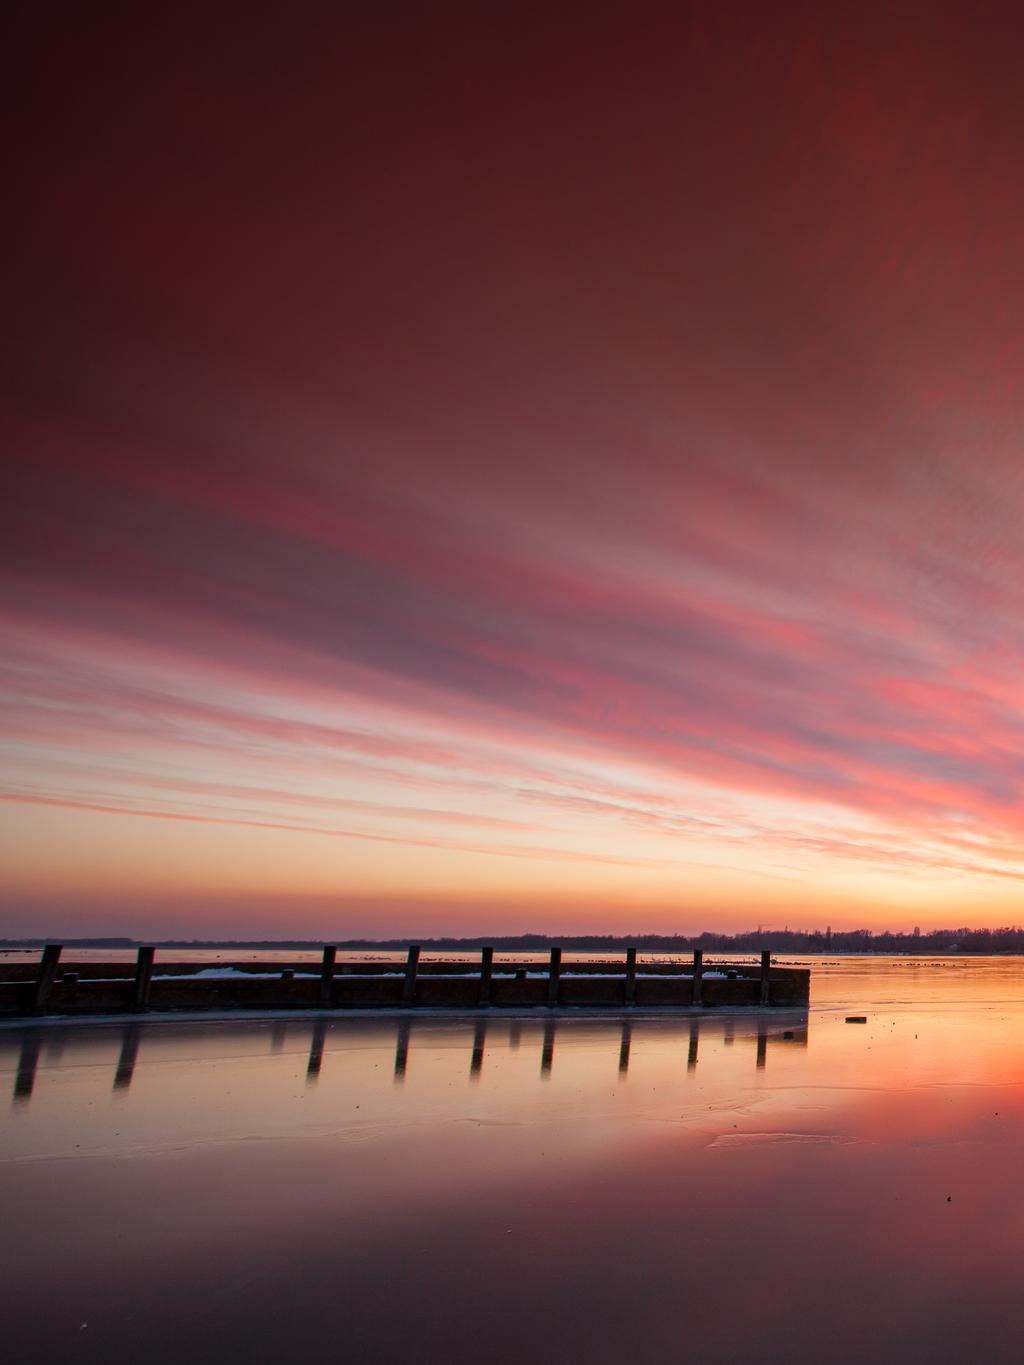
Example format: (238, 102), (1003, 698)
(0, 945), (810, 1018)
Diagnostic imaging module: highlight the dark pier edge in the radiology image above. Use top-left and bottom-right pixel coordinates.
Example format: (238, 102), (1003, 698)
(0, 945), (811, 1019)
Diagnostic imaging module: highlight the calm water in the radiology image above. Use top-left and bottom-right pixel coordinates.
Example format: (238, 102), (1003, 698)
(4, 956), (1024, 1363)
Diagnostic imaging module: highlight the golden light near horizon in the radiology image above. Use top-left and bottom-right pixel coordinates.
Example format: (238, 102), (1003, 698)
(5, 627), (1024, 936)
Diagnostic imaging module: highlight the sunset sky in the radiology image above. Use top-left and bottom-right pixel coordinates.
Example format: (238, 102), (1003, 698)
(7, 4), (1024, 938)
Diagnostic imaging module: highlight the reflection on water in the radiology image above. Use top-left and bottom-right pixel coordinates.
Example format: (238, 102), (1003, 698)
(618, 1019), (631, 1074)
(7, 1011), (810, 1107)
(305, 1017), (326, 1082)
(469, 1018), (486, 1079)
(393, 1018), (410, 1080)
(12, 1032), (39, 1102)
(540, 1016), (556, 1077)
(5, 971), (1024, 1364)
(113, 1024), (140, 1090)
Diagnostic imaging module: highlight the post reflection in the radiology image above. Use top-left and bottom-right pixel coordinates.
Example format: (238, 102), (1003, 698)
(469, 1019), (487, 1080)
(113, 1025), (141, 1091)
(270, 1020), (288, 1052)
(13, 1035), (40, 1104)
(756, 1023), (768, 1069)
(618, 1020), (631, 1076)
(540, 1018), (556, 1078)
(306, 1019), (327, 1082)
(687, 1019), (700, 1071)
(393, 1019), (411, 1082)
(508, 1020), (522, 1050)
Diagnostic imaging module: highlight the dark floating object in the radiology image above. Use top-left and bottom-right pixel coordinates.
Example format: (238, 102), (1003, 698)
(845, 1015), (868, 1024)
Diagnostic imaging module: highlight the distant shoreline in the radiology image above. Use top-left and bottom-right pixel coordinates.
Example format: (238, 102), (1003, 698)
(3, 931), (1024, 955)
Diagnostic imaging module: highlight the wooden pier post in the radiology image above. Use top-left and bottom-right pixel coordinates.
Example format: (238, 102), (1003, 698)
(402, 945), (421, 1006)
(624, 947), (637, 1006)
(478, 945), (494, 1006)
(547, 946), (562, 1007)
(319, 945), (337, 1006)
(133, 946), (155, 1012)
(760, 950), (772, 1006)
(31, 944), (62, 1014)
(692, 949), (704, 1006)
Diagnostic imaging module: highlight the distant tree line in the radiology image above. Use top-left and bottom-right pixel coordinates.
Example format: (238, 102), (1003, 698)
(5, 926), (1024, 953)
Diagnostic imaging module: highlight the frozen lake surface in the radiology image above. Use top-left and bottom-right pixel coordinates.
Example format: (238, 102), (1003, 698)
(3, 955), (1024, 1363)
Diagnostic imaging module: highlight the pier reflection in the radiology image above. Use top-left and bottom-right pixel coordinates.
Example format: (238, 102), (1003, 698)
(13, 1034), (40, 1104)
(618, 1020), (631, 1075)
(540, 1017), (557, 1078)
(469, 1019), (487, 1079)
(393, 1019), (411, 1081)
(113, 1025), (140, 1091)
(5, 1011), (811, 1109)
(306, 1018), (327, 1082)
